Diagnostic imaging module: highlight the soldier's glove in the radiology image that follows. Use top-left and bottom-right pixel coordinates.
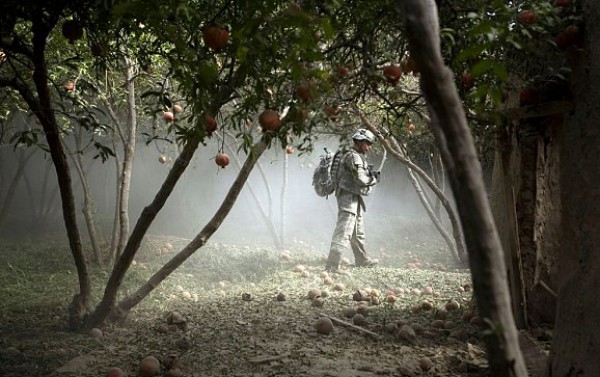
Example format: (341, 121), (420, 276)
(367, 165), (381, 180)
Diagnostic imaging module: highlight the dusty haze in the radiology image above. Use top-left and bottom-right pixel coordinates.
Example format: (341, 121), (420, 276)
(0, 132), (447, 261)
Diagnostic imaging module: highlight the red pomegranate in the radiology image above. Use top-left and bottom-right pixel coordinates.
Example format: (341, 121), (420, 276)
(296, 83), (313, 103)
(215, 153), (230, 167)
(202, 25), (229, 52)
(519, 87), (541, 106)
(383, 65), (402, 85)
(203, 113), (218, 133)
(323, 106), (339, 119)
(555, 25), (581, 50)
(163, 111), (174, 122)
(337, 66), (350, 77)
(462, 72), (475, 89)
(517, 10), (537, 25)
(553, 0), (570, 9)
(258, 110), (281, 131)
(62, 20), (84, 43)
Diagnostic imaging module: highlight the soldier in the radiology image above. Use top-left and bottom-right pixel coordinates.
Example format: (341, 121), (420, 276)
(325, 128), (380, 274)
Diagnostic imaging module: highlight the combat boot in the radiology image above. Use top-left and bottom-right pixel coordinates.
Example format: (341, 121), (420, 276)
(355, 258), (379, 268)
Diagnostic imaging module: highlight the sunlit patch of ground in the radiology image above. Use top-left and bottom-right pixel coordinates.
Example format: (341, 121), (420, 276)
(0, 230), (497, 377)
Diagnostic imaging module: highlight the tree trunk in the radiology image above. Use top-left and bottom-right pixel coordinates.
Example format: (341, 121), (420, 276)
(397, 142), (461, 263)
(84, 61), (245, 327)
(110, 139), (122, 263)
(492, 132), (527, 330)
(38, 160), (56, 223)
(113, 139), (268, 318)
(280, 151), (289, 248)
(405, 151), (460, 263)
(91, 67), (133, 263)
(400, 1), (527, 376)
(29, 22), (91, 327)
(86, 136), (202, 328)
(66, 135), (103, 266)
(429, 147), (445, 217)
(116, 56), (138, 259)
(549, 0), (600, 374)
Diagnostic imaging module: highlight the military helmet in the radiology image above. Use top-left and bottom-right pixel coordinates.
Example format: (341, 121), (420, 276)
(351, 128), (376, 144)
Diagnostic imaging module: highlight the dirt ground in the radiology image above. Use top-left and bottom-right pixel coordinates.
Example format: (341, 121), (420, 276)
(0, 231), (551, 377)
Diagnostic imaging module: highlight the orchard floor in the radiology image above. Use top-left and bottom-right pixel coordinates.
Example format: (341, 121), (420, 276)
(0, 231), (551, 377)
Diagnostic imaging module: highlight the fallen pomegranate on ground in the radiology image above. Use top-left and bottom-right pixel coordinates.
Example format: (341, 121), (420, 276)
(139, 355), (160, 377)
(163, 111), (174, 122)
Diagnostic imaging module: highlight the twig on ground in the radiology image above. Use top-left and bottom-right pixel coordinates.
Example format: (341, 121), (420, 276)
(248, 352), (290, 364)
(327, 315), (382, 340)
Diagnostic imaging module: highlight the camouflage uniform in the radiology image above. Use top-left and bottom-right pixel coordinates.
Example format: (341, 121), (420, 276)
(325, 147), (379, 271)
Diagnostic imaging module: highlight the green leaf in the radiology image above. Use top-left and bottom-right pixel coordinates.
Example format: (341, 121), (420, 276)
(196, 62), (219, 85)
(456, 43), (490, 63)
(471, 60), (494, 76)
(321, 18), (335, 39)
(470, 21), (494, 36)
(492, 63), (508, 81)
(506, 38), (523, 50)
(236, 46), (250, 63)
(489, 86), (504, 104)
(441, 28), (456, 46)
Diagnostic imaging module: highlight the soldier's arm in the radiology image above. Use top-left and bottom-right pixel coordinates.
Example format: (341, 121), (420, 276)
(349, 153), (378, 187)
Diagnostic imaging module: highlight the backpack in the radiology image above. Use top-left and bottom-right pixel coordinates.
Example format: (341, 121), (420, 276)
(312, 148), (350, 197)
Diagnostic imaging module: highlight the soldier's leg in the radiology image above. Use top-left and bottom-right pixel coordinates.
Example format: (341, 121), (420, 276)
(325, 210), (356, 271)
(350, 205), (378, 267)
